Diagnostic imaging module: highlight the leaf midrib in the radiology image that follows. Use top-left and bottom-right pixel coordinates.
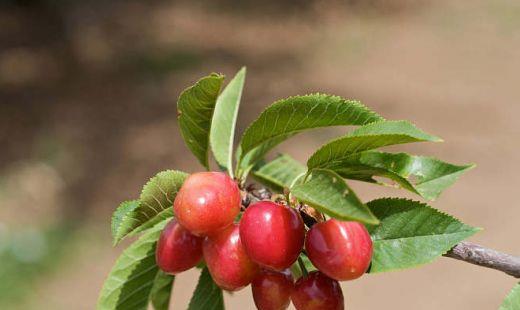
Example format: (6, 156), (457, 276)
(415, 168), (471, 187)
(310, 133), (435, 167)
(372, 227), (478, 242)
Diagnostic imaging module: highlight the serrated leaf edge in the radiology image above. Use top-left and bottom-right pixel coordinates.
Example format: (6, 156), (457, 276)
(113, 170), (187, 245)
(368, 197), (480, 232)
(112, 200), (140, 246)
(307, 121), (443, 171)
(239, 93), (384, 160)
(367, 197), (481, 273)
(177, 73), (225, 169)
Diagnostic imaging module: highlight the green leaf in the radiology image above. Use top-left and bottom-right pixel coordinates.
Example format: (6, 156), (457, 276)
(331, 151), (474, 200)
(291, 169), (379, 225)
(98, 219), (169, 310)
(307, 120), (442, 170)
(500, 283), (520, 310)
(112, 200), (140, 244)
(366, 198), (479, 273)
(177, 73), (225, 169)
(210, 67), (246, 177)
(236, 136), (288, 180)
(129, 208), (174, 237)
(252, 154), (307, 191)
(114, 170), (188, 245)
(188, 267), (225, 310)
(237, 94), (384, 177)
(149, 271), (174, 310)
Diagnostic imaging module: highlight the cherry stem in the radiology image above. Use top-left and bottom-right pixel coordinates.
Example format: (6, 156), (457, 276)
(298, 257), (308, 277)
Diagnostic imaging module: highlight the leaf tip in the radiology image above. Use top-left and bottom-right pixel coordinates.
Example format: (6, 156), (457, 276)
(112, 236), (122, 247)
(466, 163), (477, 170)
(367, 218), (381, 225)
(210, 72), (225, 80)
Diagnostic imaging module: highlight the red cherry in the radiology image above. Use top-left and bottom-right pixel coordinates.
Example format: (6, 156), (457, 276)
(155, 219), (203, 274)
(251, 269), (294, 310)
(239, 201), (304, 270)
(203, 223), (260, 291)
(174, 172), (241, 236)
(306, 219), (372, 281)
(291, 271), (344, 310)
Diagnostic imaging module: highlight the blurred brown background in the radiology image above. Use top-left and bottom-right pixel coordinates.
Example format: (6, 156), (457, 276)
(1, 0), (519, 309)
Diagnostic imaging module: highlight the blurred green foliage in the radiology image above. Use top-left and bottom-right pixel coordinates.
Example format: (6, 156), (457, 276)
(0, 223), (75, 308)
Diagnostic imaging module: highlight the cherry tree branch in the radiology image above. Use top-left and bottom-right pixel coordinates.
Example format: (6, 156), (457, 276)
(242, 186), (520, 279)
(444, 242), (520, 278)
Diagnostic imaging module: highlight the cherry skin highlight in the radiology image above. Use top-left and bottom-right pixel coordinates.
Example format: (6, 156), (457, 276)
(155, 219), (204, 274)
(203, 223), (260, 291)
(291, 271), (344, 310)
(173, 172), (240, 236)
(239, 201), (305, 270)
(306, 219), (373, 281)
(251, 269), (294, 310)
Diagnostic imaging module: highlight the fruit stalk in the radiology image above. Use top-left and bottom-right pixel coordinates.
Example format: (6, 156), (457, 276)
(297, 257), (308, 277)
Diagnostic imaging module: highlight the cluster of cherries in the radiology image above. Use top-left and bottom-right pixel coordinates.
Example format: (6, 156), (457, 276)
(156, 172), (373, 310)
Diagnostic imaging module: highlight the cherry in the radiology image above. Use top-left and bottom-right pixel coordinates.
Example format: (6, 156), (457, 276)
(291, 271), (344, 310)
(155, 219), (203, 274)
(239, 201), (304, 270)
(174, 172), (241, 236)
(251, 269), (294, 310)
(306, 219), (372, 281)
(203, 223), (260, 291)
